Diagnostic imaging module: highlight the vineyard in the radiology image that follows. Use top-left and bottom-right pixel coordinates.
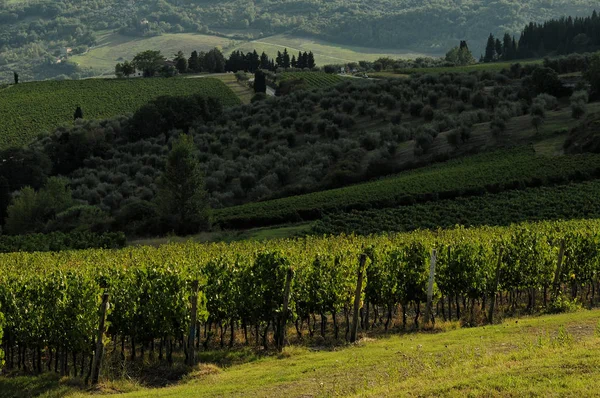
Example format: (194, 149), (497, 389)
(313, 180), (600, 235)
(388, 59), (542, 75)
(214, 149), (600, 228)
(0, 78), (241, 149)
(277, 72), (344, 89)
(1, 218), (599, 379)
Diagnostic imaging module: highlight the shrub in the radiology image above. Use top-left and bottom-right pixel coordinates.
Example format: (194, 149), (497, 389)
(422, 105), (435, 121)
(409, 101), (424, 117)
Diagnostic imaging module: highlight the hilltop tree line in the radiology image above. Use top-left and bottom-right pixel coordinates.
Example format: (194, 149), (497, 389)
(115, 48), (317, 77)
(483, 10), (600, 62)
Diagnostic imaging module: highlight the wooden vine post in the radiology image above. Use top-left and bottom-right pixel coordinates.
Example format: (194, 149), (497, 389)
(277, 267), (295, 352)
(424, 249), (437, 326)
(90, 292), (109, 385)
(551, 240), (566, 301)
(350, 254), (367, 343)
(488, 247), (504, 324)
(187, 280), (199, 366)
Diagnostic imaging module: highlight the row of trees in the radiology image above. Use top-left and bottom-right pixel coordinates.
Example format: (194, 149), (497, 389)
(115, 48), (317, 78)
(484, 10), (600, 62)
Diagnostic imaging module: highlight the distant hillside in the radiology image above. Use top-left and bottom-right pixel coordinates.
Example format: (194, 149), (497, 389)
(0, 0), (597, 81)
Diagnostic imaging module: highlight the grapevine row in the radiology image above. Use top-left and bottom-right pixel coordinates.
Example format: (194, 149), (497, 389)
(1, 219), (599, 376)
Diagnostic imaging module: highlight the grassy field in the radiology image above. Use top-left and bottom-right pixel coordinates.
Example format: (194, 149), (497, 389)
(3, 310), (599, 397)
(71, 31), (235, 75)
(0, 77), (241, 149)
(230, 34), (436, 65)
(72, 32), (435, 75)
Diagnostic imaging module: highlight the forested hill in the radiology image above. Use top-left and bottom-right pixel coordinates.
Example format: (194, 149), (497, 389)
(0, 0), (597, 80)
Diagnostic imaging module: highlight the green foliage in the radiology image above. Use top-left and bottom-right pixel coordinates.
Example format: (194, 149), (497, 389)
(0, 218), (599, 369)
(5, 177), (73, 235)
(585, 52), (600, 94)
(313, 180), (600, 235)
(548, 294), (582, 314)
(132, 50), (166, 77)
(157, 134), (211, 235)
(445, 45), (475, 66)
(215, 149), (600, 229)
(0, 78), (240, 149)
(0, 231), (126, 253)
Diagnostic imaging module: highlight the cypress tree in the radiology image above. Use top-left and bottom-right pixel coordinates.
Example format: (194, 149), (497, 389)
(276, 51), (283, 67)
(484, 34), (496, 63)
(253, 70), (267, 93)
(260, 52), (270, 69)
(307, 51), (316, 68)
(282, 48), (291, 68)
(495, 38), (503, 60)
(291, 55), (297, 68)
(502, 33), (512, 60)
(73, 106), (83, 120)
(188, 50), (200, 72)
(13, 71), (18, 84)
(157, 134), (210, 235)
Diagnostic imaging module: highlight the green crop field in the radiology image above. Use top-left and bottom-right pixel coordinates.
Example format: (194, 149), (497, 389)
(0, 77), (241, 149)
(214, 149), (600, 228)
(278, 71), (344, 89)
(313, 179), (600, 235)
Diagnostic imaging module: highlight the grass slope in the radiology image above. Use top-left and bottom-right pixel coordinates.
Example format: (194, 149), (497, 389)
(4, 310), (599, 397)
(0, 77), (241, 149)
(231, 34), (434, 65)
(71, 31), (234, 75)
(72, 32), (432, 76)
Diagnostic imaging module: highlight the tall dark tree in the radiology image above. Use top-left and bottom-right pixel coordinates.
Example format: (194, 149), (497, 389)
(188, 50), (201, 72)
(73, 106), (83, 120)
(157, 134), (210, 235)
(13, 71), (18, 84)
(307, 51), (316, 68)
(495, 38), (503, 60)
(282, 48), (291, 68)
(174, 51), (188, 74)
(260, 51), (270, 69)
(502, 33), (513, 60)
(291, 55), (297, 68)
(484, 34), (496, 63)
(276, 51), (283, 67)
(253, 70), (267, 93)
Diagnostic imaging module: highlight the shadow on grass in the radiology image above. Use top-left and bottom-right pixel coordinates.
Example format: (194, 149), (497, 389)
(0, 373), (81, 398)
